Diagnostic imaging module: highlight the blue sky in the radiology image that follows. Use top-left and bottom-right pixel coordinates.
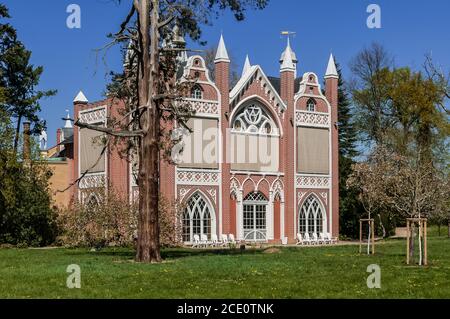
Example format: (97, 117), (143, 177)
(3, 0), (450, 145)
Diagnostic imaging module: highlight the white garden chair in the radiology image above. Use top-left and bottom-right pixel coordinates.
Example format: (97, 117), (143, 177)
(228, 234), (236, 245)
(221, 234), (229, 247)
(296, 233), (304, 245)
(326, 232), (337, 244)
(210, 234), (219, 247)
(312, 232), (321, 245)
(192, 234), (201, 248)
(320, 232), (330, 245)
(303, 233), (312, 245)
(200, 234), (209, 248)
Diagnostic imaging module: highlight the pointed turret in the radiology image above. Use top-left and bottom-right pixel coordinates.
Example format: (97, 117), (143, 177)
(63, 109), (73, 129)
(73, 91), (88, 104)
(280, 38), (298, 65)
(325, 53), (338, 78)
(242, 55), (251, 77)
(280, 46), (295, 72)
(214, 34), (230, 63)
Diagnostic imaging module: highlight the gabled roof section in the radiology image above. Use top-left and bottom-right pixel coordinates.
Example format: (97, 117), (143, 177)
(230, 65), (287, 111)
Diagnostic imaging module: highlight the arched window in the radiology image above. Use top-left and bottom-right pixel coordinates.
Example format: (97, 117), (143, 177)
(299, 195), (326, 236)
(182, 192), (215, 242)
(299, 210), (307, 234)
(191, 85), (203, 100)
(243, 192), (268, 241)
(231, 102), (278, 136)
(182, 211), (191, 242)
(306, 98), (316, 112)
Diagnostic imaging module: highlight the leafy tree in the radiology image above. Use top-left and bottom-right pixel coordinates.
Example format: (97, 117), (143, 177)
(0, 108), (58, 247)
(334, 61), (362, 239)
(77, 0), (269, 263)
(0, 4), (56, 153)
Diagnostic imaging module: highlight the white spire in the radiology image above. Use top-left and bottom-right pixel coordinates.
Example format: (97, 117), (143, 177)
(64, 109), (72, 128)
(214, 34), (230, 63)
(73, 91), (88, 103)
(325, 53), (338, 78)
(242, 55), (251, 77)
(280, 45), (295, 72)
(280, 37), (298, 64)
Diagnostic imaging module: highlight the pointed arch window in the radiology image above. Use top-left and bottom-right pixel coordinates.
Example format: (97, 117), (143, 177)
(306, 98), (316, 112)
(298, 195), (327, 237)
(182, 192), (215, 243)
(191, 85), (203, 100)
(231, 102), (279, 136)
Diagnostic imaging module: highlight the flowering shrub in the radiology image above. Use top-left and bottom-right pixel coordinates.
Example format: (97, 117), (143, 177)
(58, 188), (183, 248)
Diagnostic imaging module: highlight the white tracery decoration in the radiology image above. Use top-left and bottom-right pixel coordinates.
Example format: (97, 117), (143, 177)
(232, 102), (278, 135)
(298, 195), (326, 236)
(182, 193), (215, 242)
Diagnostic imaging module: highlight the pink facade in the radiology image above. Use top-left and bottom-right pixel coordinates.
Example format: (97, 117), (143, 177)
(72, 36), (340, 244)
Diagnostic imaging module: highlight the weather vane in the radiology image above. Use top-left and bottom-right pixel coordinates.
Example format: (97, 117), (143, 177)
(280, 31), (296, 40)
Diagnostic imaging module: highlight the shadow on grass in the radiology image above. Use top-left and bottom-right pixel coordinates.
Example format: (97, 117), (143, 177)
(65, 246), (265, 261)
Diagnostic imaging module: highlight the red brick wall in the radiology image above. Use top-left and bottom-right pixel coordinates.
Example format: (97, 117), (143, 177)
(325, 76), (339, 237)
(281, 69), (295, 241)
(215, 59), (230, 236)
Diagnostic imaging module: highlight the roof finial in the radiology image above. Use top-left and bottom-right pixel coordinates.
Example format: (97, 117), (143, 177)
(325, 53), (338, 78)
(214, 34), (230, 63)
(242, 54), (251, 77)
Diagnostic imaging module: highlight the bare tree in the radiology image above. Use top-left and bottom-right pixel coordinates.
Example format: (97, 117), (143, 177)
(424, 54), (450, 116)
(349, 43), (394, 145)
(74, 0), (268, 263)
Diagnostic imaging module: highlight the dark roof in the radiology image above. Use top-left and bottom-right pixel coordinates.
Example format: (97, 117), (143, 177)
(267, 76), (303, 95)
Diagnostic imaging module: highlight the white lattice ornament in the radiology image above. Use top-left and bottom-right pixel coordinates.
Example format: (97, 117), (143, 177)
(296, 175), (331, 189)
(296, 111), (330, 127)
(176, 170), (220, 185)
(79, 173), (106, 189)
(79, 107), (107, 124)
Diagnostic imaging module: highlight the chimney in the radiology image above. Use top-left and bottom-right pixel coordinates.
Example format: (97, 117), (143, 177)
(23, 121), (31, 161)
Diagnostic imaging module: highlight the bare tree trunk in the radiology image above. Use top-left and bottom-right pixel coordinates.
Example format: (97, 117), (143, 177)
(409, 223), (415, 263)
(448, 220), (450, 238)
(378, 213), (386, 238)
(135, 0), (162, 263)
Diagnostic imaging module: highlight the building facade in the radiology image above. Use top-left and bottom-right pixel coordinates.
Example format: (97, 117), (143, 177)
(69, 35), (340, 244)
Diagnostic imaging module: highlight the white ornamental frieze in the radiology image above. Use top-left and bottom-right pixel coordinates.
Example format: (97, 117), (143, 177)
(176, 170), (220, 186)
(79, 173), (106, 189)
(185, 99), (219, 116)
(296, 111), (330, 128)
(296, 175), (331, 189)
(79, 107), (107, 124)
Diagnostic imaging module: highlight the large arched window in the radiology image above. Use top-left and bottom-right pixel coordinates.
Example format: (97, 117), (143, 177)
(182, 192), (215, 242)
(298, 195), (327, 237)
(191, 85), (203, 100)
(231, 102), (278, 136)
(306, 98), (316, 112)
(243, 192), (268, 241)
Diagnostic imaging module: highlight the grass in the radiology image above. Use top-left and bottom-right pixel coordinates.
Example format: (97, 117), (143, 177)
(0, 227), (449, 299)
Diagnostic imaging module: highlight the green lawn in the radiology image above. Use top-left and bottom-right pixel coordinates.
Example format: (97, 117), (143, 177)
(1, 228), (449, 299)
